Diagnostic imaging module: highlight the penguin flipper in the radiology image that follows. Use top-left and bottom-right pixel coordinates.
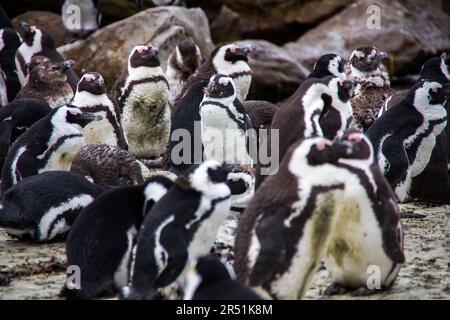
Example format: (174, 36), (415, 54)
(381, 137), (409, 188)
(0, 118), (15, 169)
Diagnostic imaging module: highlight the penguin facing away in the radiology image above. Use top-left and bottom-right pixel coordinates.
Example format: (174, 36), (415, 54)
(0, 171), (105, 242)
(121, 160), (232, 300)
(183, 256), (262, 300)
(15, 55), (75, 108)
(61, 175), (174, 300)
(73, 72), (127, 149)
(15, 22), (79, 91)
(0, 28), (21, 104)
(1, 105), (101, 193)
(112, 44), (170, 159)
(308, 53), (347, 80)
(367, 80), (450, 203)
(70, 144), (152, 187)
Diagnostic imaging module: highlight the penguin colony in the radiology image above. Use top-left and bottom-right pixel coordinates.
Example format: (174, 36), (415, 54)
(0, 4), (449, 301)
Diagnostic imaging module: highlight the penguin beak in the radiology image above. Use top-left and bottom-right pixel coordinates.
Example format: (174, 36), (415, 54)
(239, 45), (256, 55)
(72, 112), (103, 128)
(19, 21), (32, 33)
(377, 51), (389, 60)
(58, 60), (75, 71)
(342, 80), (354, 91)
(148, 46), (159, 57)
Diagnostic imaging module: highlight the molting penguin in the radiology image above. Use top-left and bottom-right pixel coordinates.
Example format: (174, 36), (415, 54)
(1, 105), (101, 193)
(15, 55), (75, 108)
(0, 28), (21, 104)
(121, 161), (232, 300)
(166, 39), (202, 107)
(323, 129), (404, 296)
(183, 256), (262, 300)
(234, 136), (357, 299)
(367, 80), (450, 203)
(71, 144), (152, 186)
(15, 22), (79, 90)
(61, 0), (102, 40)
(112, 44), (170, 159)
(308, 54), (347, 80)
(345, 46), (393, 131)
(200, 74), (254, 165)
(73, 72), (127, 149)
(61, 175), (173, 300)
(0, 171), (104, 242)
(0, 98), (51, 170)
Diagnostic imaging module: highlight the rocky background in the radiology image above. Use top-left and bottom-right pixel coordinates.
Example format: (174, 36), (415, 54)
(5, 0), (450, 102)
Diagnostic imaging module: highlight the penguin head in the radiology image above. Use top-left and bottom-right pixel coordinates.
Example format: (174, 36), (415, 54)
(26, 56), (71, 83)
(313, 54), (347, 80)
(77, 72), (106, 95)
(408, 80), (450, 108)
(129, 44), (160, 69)
(322, 76), (355, 104)
(204, 74), (236, 100)
(175, 39), (203, 75)
(211, 43), (254, 70)
(334, 129), (374, 162)
(52, 105), (102, 130)
(142, 175), (174, 216)
(420, 52), (450, 83)
(19, 22), (55, 49)
(349, 46), (388, 72)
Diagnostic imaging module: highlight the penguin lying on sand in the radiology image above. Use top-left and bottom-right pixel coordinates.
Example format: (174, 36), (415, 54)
(0, 171), (104, 242)
(71, 144), (151, 186)
(0, 28), (21, 104)
(121, 160), (232, 300)
(184, 256), (262, 300)
(1, 105), (101, 193)
(15, 56), (75, 108)
(61, 175), (173, 300)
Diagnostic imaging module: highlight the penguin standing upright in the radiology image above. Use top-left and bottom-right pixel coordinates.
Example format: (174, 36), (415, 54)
(0, 171), (105, 242)
(345, 46), (393, 131)
(71, 144), (151, 186)
(112, 44), (170, 159)
(308, 54), (347, 80)
(73, 72), (127, 149)
(183, 256), (262, 300)
(0, 98), (51, 170)
(61, 175), (173, 300)
(15, 56), (75, 108)
(121, 161), (232, 300)
(0, 28), (21, 104)
(323, 129), (404, 296)
(200, 74), (254, 165)
(165, 39), (203, 107)
(15, 22), (79, 91)
(367, 80), (450, 203)
(1, 105), (101, 193)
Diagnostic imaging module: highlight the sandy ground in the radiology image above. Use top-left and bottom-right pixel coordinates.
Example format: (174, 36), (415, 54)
(0, 202), (448, 300)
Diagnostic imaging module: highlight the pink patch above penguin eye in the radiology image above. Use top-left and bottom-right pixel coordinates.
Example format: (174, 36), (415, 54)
(218, 77), (229, 86)
(348, 133), (363, 143)
(30, 26), (37, 32)
(136, 46), (147, 54)
(85, 75), (96, 82)
(316, 139), (332, 151)
(230, 45), (239, 53)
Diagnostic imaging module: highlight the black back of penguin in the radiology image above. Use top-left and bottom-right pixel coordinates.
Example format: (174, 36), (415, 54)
(0, 28), (21, 103)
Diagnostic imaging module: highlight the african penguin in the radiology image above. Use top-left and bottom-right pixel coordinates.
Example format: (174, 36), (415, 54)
(323, 129), (404, 296)
(15, 22), (79, 91)
(70, 144), (152, 187)
(200, 74), (254, 165)
(166, 39), (202, 107)
(367, 80), (450, 203)
(0, 171), (104, 242)
(61, 0), (102, 40)
(61, 175), (174, 300)
(1, 105), (101, 193)
(0, 98), (51, 170)
(183, 256), (262, 300)
(0, 28), (21, 104)
(15, 55), (75, 108)
(345, 46), (394, 131)
(308, 54), (347, 80)
(121, 161), (232, 300)
(73, 72), (127, 149)
(234, 136), (359, 299)
(112, 44), (170, 159)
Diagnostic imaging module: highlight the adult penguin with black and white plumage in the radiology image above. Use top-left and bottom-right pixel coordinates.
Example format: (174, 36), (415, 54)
(121, 160), (232, 300)
(61, 175), (173, 300)
(15, 55), (75, 108)
(73, 72), (127, 149)
(308, 53), (347, 80)
(234, 136), (359, 299)
(0, 98), (51, 170)
(15, 22), (79, 91)
(70, 144), (152, 187)
(167, 43), (254, 174)
(1, 105), (101, 193)
(345, 46), (394, 131)
(367, 80), (450, 203)
(0, 28), (21, 105)
(111, 44), (170, 159)
(323, 129), (404, 296)
(183, 256), (262, 300)
(0, 171), (105, 242)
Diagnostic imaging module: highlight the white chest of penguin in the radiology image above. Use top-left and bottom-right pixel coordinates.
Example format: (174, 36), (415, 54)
(38, 134), (84, 172)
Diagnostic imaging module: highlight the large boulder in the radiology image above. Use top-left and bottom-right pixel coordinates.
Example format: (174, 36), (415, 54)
(283, 0), (450, 76)
(236, 40), (309, 102)
(58, 6), (214, 90)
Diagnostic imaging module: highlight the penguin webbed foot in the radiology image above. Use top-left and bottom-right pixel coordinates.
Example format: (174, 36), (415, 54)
(324, 283), (381, 297)
(400, 211), (427, 219)
(119, 285), (159, 300)
(323, 282), (350, 296)
(350, 286), (380, 297)
(0, 272), (11, 286)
